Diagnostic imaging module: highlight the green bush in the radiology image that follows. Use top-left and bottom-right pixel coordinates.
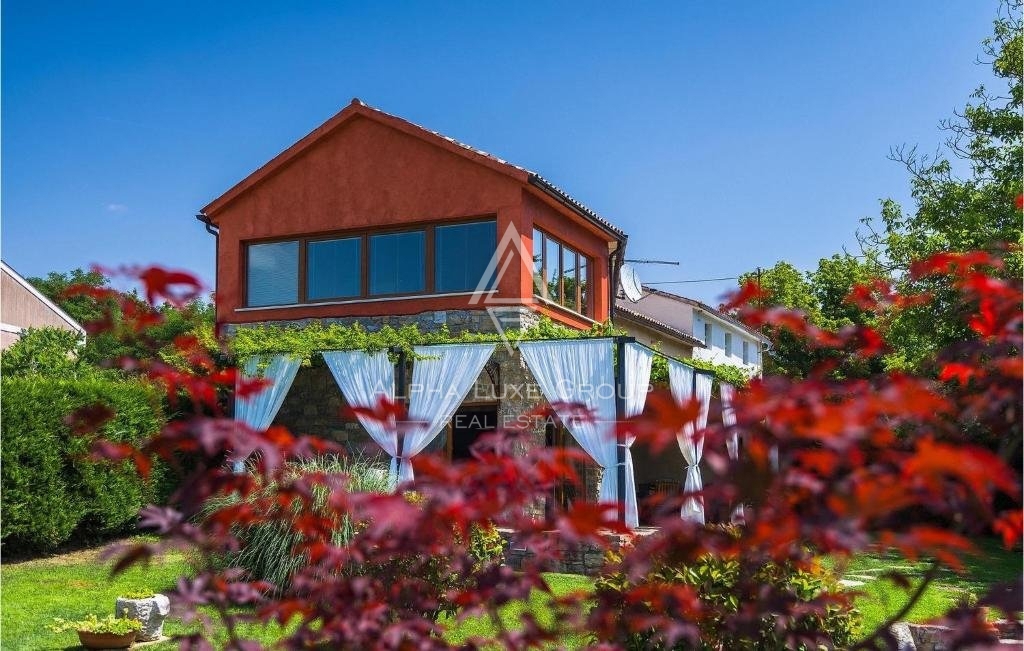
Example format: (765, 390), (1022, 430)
(1, 376), (166, 553)
(595, 545), (860, 650)
(0, 327), (90, 379)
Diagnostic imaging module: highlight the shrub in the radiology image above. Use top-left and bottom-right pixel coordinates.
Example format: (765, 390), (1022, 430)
(0, 327), (89, 379)
(1, 376), (165, 552)
(594, 541), (860, 650)
(204, 456), (505, 620)
(203, 454), (392, 589)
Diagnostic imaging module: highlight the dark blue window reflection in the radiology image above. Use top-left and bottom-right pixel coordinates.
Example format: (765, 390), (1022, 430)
(369, 231), (425, 295)
(434, 220), (497, 292)
(308, 237), (361, 300)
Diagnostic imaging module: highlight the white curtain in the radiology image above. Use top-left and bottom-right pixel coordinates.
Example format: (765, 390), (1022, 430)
(721, 383), (738, 459)
(402, 343), (496, 483)
(322, 350), (400, 489)
(622, 342), (654, 528)
(519, 339), (619, 505)
(720, 382), (744, 522)
(234, 355), (301, 470)
(668, 360), (712, 524)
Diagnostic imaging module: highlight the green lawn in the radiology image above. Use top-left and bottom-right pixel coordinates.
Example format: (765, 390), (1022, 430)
(2, 538), (1018, 649)
(0, 541), (593, 649)
(824, 538), (1022, 632)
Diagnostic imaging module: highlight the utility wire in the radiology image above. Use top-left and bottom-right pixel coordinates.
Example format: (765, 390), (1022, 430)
(645, 276), (739, 285)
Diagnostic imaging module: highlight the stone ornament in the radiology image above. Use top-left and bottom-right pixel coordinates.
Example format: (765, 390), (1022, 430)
(115, 593), (171, 642)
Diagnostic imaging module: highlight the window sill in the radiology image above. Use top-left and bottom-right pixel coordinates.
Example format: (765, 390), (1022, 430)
(237, 290), (498, 312)
(532, 295), (598, 325)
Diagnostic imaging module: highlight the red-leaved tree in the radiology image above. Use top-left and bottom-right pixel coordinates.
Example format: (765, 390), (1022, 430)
(70, 247), (1021, 650)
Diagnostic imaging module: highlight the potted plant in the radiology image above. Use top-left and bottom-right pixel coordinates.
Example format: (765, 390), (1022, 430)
(115, 590), (171, 641)
(49, 614), (142, 649)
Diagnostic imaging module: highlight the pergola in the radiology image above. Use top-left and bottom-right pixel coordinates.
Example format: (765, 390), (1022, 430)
(234, 336), (739, 528)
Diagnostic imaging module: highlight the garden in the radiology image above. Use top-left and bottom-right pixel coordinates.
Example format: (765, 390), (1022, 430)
(1, 7), (1022, 648)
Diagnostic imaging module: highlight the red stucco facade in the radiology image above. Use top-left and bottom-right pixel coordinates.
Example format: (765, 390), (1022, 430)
(202, 101), (624, 330)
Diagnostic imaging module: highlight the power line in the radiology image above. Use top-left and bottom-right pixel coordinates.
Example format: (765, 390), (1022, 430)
(645, 276), (739, 285)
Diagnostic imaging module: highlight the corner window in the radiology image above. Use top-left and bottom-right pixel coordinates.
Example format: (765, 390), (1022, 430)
(247, 240), (299, 307)
(369, 231), (425, 295)
(532, 228), (590, 317)
(308, 237), (361, 300)
(434, 220), (497, 292)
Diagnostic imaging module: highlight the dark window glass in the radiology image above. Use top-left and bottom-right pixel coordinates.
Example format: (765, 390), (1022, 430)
(247, 241), (298, 307)
(532, 229), (545, 297)
(561, 247), (578, 312)
(307, 237), (361, 300)
(434, 220), (497, 292)
(578, 256), (589, 315)
(545, 236), (561, 302)
(369, 231), (425, 295)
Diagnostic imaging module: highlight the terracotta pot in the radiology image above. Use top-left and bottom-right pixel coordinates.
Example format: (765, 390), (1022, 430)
(77, 629), (137, 649)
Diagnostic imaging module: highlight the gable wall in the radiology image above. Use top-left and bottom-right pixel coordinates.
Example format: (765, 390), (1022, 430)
(213, 115), (529, 324)
(1, 269), (80, 347)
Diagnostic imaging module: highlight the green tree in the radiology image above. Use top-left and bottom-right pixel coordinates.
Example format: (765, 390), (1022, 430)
(738, 262), (820, 377)
(27, 268), (215, 369)
(861, 1), (1023, 371)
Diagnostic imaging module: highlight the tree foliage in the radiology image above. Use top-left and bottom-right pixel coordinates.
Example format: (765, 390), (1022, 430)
(741, 3), (1022, 377)
(62, 248), (1021, 650)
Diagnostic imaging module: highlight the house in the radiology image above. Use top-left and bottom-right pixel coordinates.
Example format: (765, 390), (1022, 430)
(198, 98), (626, 334)
(199, 100), (726, 526)
(0, 261), (85, 349)
(615, 287), (768, 375)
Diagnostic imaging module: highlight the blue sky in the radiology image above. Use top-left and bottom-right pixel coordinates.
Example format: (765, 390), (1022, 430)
(1, 1), (1000, 304)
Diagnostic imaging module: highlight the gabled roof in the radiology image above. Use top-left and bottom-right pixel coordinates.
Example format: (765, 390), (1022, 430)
(1, 261), (86, 336)
(200, 98), (626, 241)
(614, 301), (706, 349)
(641, 285), (769, 343)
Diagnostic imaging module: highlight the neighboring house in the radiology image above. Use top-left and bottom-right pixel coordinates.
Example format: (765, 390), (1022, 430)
(615, 287), (768, 375)
(0, 261), (85, 349)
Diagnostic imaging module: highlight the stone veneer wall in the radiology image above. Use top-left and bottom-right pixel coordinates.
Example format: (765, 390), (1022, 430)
(501, 529), (653, 576)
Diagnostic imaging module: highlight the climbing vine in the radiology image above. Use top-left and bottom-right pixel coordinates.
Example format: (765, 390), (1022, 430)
(228, 316), (624, 366)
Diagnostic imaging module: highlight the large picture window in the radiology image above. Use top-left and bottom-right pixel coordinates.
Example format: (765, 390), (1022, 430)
(531, 228), (590, 317)
(308, 237), (361, 300)
(434, 220), (496, 292)
(241, 218), (500, 307)
(247, 240), (299, 307)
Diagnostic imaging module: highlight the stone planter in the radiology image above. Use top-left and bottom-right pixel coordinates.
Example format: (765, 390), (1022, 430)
(115, 593), (170, 642)
(77, 629), (137, 649)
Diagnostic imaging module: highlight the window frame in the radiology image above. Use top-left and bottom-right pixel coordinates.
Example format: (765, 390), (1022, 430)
(531, 227), (592, 318)
(742, 340), (749, 364)
(241, 216), (498, 308)
(724, 332), (733, 356)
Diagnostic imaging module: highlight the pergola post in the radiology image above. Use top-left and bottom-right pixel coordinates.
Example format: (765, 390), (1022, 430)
(613, 335), (634, 526)
(393, 346), (408, 473)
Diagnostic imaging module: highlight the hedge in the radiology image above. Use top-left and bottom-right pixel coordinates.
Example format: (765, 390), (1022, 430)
(1, 376), (166, 553)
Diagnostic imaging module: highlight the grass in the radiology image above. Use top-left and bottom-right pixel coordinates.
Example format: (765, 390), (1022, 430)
(0, 540), (285, 650)
(824, 538), (1022, 632)
(442, 573), (595, 648)
(0, 539), (594, 649)
(3, 537), (1018, 648)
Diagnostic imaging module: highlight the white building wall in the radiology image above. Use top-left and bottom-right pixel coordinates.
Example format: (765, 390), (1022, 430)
(691, 312), (762, 374)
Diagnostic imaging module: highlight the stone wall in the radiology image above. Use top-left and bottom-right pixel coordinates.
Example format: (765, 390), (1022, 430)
(501, 529), (653, 576)
(229, 306), (540, 338)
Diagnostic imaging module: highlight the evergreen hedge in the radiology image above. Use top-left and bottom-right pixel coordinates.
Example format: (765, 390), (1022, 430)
(1, 376), (166, 553)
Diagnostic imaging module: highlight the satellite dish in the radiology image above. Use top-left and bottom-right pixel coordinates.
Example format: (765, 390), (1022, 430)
(620, 264), (643, 302)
